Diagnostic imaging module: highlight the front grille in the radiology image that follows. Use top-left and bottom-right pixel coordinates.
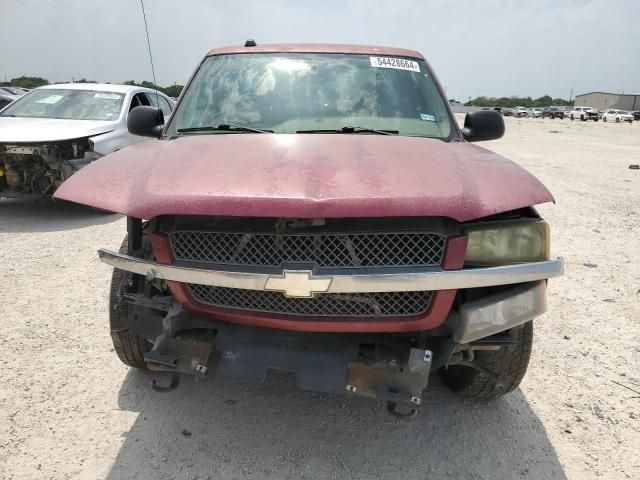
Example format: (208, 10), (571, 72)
(170, 231), (446, 269)
(187, 284), (433, 317)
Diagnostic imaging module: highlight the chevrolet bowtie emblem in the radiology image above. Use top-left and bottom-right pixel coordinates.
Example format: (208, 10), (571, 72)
(264, 270), (333, 298)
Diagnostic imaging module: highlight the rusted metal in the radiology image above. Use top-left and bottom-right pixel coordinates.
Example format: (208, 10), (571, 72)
(346, 348), (433, 413)
(144, 335), (212, 377)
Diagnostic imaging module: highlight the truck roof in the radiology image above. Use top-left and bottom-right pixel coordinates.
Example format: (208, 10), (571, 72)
(207, 43), (425, 60)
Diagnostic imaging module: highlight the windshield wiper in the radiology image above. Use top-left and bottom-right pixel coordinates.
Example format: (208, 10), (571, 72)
(177, 123), (273, 134)
(296, 126), (399, 135)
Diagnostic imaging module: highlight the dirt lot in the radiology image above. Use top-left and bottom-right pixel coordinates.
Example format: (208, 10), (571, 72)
(1, 116), (639, 479)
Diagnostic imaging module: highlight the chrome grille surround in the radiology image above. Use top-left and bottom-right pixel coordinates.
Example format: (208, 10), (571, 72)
(187, 284), (434, 317)
(169, 231), (446, 269)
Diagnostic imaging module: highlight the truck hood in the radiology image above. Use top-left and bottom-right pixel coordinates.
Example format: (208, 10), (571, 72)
(0, 117), (116, 143)
(54, 134), (553, 222)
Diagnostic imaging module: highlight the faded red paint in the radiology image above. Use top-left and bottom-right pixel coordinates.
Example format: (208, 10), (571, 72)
(149, 233), (466, 333)
(54, 134), (553, 221)
(207, 43), (424, 60)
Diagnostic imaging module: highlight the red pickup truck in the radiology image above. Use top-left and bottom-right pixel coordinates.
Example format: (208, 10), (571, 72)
(55, 42), (563, 418)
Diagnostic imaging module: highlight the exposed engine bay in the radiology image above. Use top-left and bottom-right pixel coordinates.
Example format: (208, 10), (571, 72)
(0, 138), (101, 196)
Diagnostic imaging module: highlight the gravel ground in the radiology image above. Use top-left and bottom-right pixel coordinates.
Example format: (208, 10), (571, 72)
(1, 116), (639, 479)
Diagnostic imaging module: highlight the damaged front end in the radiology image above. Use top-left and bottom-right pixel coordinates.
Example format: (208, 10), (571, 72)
(104, 214), (562, 419)
(124, 295), (438, 419)
(0, 138), (102, 196)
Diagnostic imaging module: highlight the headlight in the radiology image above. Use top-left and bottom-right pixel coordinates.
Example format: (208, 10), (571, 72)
(464, 221), (549, 266)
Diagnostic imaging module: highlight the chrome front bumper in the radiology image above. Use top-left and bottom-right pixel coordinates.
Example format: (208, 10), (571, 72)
(98, 248), (563, 295)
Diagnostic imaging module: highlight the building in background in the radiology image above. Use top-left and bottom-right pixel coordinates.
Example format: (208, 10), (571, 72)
(574, 92), (639, 111)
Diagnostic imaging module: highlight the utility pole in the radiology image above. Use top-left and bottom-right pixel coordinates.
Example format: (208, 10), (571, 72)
(569, 88), (573, 105)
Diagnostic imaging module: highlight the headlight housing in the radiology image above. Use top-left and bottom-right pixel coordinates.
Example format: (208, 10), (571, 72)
(464, 220), (550, 266)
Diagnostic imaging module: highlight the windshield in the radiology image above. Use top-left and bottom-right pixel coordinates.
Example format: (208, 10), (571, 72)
(170, 53), (453, 139)
(0, 89), (124, 121)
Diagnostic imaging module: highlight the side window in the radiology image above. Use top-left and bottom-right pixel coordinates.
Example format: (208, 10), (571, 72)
(145, 93), (172, 118)
(129, 92), (151, 112)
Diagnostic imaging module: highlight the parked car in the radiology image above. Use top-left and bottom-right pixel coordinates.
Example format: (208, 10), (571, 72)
(513, 106), (529, 117)
(530, 108), (543, 118)
(631, 111), (640, 121)
(501, 108), (515, 116)
(54, 42), (563, 418)
(0, 86), (25, 97)
(602, 109), (634, 123)
(0, 83), (174, 197)
(569, 106), (599, 121)
(0, 87), (22, 110)
(0, 93), (16, 110)
(542, 107), (564, 119)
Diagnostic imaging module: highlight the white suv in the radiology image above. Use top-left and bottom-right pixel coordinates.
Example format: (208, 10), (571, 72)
(569, 106), (599, 121)
(602, 109), (634, 123)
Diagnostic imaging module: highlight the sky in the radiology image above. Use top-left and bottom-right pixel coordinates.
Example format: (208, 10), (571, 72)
(1, 0), (638, 101)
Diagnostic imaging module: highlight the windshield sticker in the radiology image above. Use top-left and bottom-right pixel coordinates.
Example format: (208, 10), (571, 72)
(369, 56), (420, 72)
(36, 94), (64, 104)
(94, 93), (122, 100)
(420, 113), (436, 122)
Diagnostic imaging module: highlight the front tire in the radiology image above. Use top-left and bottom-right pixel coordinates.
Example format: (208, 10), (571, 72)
(109, 235), (151, 369)
(440, 321), (533, 399)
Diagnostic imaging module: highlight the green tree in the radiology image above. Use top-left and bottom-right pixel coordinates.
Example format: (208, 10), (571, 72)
(466, 94), (569, 108)
(121, 79), (182, 97)
(163, 84), (183, 97)
(533, 95), (553, 107)
(10, 76), (49, 88)
(552, 98), (572, 106)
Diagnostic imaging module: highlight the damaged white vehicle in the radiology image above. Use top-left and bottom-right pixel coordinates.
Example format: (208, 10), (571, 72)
(0, 83), (174, 197)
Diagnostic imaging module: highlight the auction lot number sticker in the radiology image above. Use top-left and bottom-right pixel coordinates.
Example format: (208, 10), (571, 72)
(369, 56), (420, 72)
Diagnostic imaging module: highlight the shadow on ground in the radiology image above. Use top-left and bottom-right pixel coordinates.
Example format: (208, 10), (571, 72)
(107, 369), (566, 480)
(0, 197), (120, 233)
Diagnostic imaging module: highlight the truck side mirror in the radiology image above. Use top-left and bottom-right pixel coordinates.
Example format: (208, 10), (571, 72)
(462, 111), (505, 142)
(128, 106), (164, 138)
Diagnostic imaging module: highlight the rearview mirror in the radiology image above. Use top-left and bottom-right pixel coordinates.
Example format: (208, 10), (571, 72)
(462, 111), (505, 142)
(128, 106), (164, 138)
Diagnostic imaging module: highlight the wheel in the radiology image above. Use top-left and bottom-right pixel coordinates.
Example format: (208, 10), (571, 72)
(440, 321), (533, 398)
(109, 235), (151, 368)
